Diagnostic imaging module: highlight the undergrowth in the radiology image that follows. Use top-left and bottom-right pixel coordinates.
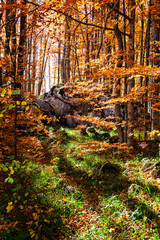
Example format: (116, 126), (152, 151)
(0, 126), (160, 239)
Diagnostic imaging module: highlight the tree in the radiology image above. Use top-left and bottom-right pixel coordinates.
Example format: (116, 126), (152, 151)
(1, 0), (160, 159)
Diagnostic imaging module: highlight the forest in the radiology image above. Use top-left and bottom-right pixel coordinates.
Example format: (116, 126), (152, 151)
(0, 0), (160, 239)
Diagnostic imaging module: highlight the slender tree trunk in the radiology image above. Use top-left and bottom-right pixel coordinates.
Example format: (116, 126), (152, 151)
(84, 4), (90, 79)
(10, 0), (16, 85)
(144, 0), (151, 138)
(48, 55), (51, 89)
(10, 0), (18, 158)
(4, 0), (12, 82)
(0, 4), (2, 87)
(150, 0), (160, 131)
(38, 35), (48, 95)
(28, 35), (32, 92)
(61, 13), (71, 84)
(127, 0), (135, 147)
(57, 37), (61, 84)
(123, 0), (128, 143)
(32, 36), (37, 93)
(17, 0), (26, 89)
(114, 0), (124, 143)
(114, 24), (124, 143)
(74, 43), (81, 81)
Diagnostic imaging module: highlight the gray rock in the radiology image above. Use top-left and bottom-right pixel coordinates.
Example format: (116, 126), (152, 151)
(47, 97), (71, 117)
(34, 99), (52, 112)
(66, 185), (76, 193)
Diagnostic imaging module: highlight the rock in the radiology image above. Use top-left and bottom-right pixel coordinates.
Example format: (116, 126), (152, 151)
(102, 106), (115, 119)
(44, 92), (71, 117)
(49, 115), (57, 127)
(128, 184), (140, 194)
(34, 85), (122, 129)
(61, 116), (80, 128)
(35, 86), (73, 118)
(88, 110), (102, 118)
(34, 99), (53, 113)
(66, 185), (76, 193)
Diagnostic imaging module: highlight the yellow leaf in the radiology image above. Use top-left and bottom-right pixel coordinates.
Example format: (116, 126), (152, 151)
(95, 3), (100, 9)
(10, 169), (14, 175)
(26, 106), (29, 111)
(8, 89), (12, 95)
(16, 101), (21, 105)
(32, 212), (38, 220)
(62, 196), (66, 201)
(22, 101), (27, 106)
(0, 114), (3, 118)
(27, 221), (33, 225)
(44, 219), (50, 223)
(6, 202), (14, 213)
(116, 217), (122, 223)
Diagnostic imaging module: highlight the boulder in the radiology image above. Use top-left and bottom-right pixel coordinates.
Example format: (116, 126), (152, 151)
(34, 85), (117, 128)
(102, 106), (115, 119)
(61, 116), (81, 128)
(44, 92), (71, 117)
(34, 99), (52, 113)
(43, 89), (72, 117)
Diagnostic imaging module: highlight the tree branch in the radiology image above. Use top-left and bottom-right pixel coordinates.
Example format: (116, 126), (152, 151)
(25, 0), (131, 37)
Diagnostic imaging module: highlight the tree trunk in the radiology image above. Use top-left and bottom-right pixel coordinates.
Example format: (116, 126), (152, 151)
(114, 0), (124, 143)
(4, 0), (12, 82)
(17, 0), (26, 89)
(57, 37), (61, 84)
(32, 35), (37, 93)
(127, 0), (135, 147)
(38, 35), (48, 95)
(0, 3), (2, 86)
(123, 0), (128, 143)
(150, 0), (160, 131)
(144, 0), (151, 138)
(61, 14), (71, 83)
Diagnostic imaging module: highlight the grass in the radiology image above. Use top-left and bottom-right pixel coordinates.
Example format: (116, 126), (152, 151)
(0, 126), (160, 239)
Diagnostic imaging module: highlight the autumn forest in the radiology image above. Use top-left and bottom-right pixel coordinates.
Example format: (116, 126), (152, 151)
(0, 0), (160, 239)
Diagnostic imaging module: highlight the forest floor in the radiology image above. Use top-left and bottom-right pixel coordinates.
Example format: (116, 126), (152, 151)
(0, 126), (160, 239)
